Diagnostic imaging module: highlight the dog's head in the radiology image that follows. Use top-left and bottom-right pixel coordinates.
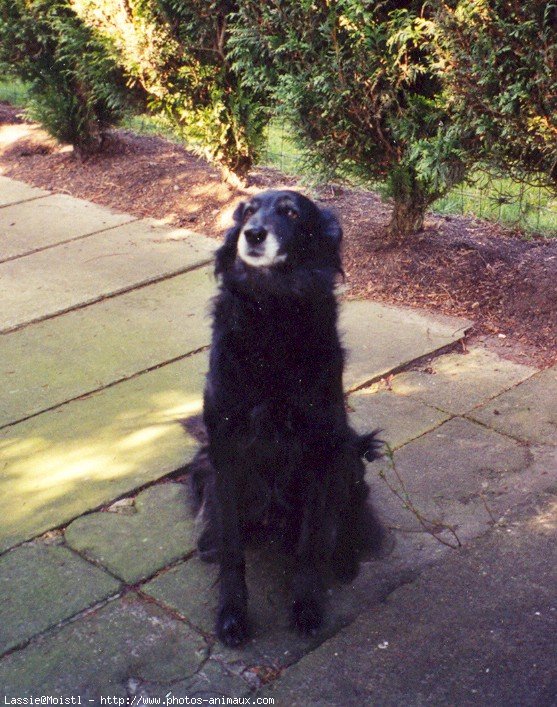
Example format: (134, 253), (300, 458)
(215, 190), (343, 278)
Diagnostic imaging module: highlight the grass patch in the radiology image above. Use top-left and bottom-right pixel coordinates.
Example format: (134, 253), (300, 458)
(0, 79), (30, 107)
(120, 112), (185, 145)
(434, 173), (557, 237)
(260, 119), (303, 175)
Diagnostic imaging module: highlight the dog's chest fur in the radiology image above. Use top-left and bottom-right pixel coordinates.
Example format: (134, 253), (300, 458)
(206, 285), (345, 512)
(212, 288), (342, 402)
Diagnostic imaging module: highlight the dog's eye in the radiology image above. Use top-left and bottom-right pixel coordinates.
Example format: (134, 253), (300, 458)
(242, 206), (256, 221)
(285, 207), (298, 220)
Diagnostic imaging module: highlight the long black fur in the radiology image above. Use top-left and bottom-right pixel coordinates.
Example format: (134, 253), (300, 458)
(191, 190), (384, 646)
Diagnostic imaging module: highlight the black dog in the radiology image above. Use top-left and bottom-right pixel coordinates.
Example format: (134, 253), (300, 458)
(191, 190), (384, 646)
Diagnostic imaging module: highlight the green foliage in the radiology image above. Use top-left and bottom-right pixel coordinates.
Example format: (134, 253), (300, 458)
(74, 0), (270, 184)
(0, 0), (128, 156)
(231, 0), (467, 237)
(2, 0), (553, 239)
(438, 0), (557, 192)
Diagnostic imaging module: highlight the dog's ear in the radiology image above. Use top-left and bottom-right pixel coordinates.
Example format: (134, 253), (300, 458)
(214, 202), (244, 276)
(319, 207), (343, 244)
(231, 201), (245, 225)
(318, 207), (343, 275)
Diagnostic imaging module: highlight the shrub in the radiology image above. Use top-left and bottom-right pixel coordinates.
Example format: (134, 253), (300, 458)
(438, 0), (557, 192)
(73, 0), (270, 185)
(231, 0), (467, 239)
(0, 0), (129, 157)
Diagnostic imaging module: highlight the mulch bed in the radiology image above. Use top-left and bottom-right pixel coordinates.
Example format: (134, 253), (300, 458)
(1, 102), (555, 368)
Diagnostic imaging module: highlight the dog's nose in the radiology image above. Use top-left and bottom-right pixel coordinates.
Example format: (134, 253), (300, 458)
(244, 226), (267, 246)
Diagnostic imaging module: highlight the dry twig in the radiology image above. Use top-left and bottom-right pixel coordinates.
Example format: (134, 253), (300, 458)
(378, 446), (462, 549)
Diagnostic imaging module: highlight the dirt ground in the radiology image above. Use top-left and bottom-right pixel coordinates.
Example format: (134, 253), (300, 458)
(1, 102), (556, 368)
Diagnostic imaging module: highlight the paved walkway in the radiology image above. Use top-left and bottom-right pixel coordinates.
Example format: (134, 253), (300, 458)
(0, 177), (555, 704)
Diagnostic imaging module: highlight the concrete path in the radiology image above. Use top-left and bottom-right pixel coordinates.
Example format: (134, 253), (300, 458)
(0, 177), (555, 704)
(262, 494), (557, 706)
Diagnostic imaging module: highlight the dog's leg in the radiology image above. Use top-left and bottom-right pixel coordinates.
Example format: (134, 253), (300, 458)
(333, 494), (377, 583)
(210, 437), (250, 647)
(332, 454), (386, 582)
(333, 454), (371, 582)
(291, 523), (328, 634)
(215, 479), (249, 647)
(290, 474), (341, 636)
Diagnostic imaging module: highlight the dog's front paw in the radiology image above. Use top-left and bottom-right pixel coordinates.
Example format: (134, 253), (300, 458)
(216, 604), (250, 647)
(291, 596), (324, 636)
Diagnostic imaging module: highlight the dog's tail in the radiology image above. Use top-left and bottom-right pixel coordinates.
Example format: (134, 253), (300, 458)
(351, 429), (393, 563)
(356, 429), (384, 463)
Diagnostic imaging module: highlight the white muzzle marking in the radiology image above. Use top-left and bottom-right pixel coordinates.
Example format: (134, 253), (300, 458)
(237, 230), (287, 267)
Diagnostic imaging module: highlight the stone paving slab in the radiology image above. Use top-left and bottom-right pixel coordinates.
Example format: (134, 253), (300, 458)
(0, 218), (216, 332)
(1, 267), (214, 427)
(469, 364), (557, 445)
(390, 347), (537, 415)
(0, 543), (120, 655)
(129, 661), (248, 703)
(0, 176), (50, 209)
(143, 551), (315, 669)
(0, 593), (236, 700)
(349, 386), (450, 450)
(339, 300), (471, 390)
(142, 548), (406, 674)
(0, 193), (135, 262)
(142, 556), (220, 634)
(65, 483), (196, 583)
(0, 352), (207, 553)
(364, 416), (536, 544)
(261, 495), (557, 706)
(144, 552), (324, 671)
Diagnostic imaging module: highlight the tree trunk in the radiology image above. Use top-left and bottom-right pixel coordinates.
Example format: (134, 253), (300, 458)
(73, 123), (105, 161)
(387, 194), (427, 241)
(221, 163), (250, 189)
(220, 153), (252, 189)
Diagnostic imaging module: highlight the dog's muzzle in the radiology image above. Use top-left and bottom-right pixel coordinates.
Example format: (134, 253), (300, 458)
(244, 226), (267, 246)
(237, 226), (287, 267)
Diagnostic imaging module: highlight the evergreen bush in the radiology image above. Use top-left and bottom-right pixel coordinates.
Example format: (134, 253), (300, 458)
(74, 0), (270, 185)
(0, 0), (129, 157)
(438, 0), (557, 192)
(231, 0), (467, 239)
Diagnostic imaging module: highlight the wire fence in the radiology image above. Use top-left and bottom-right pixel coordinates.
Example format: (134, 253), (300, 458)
(433, 180), (557, 235)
